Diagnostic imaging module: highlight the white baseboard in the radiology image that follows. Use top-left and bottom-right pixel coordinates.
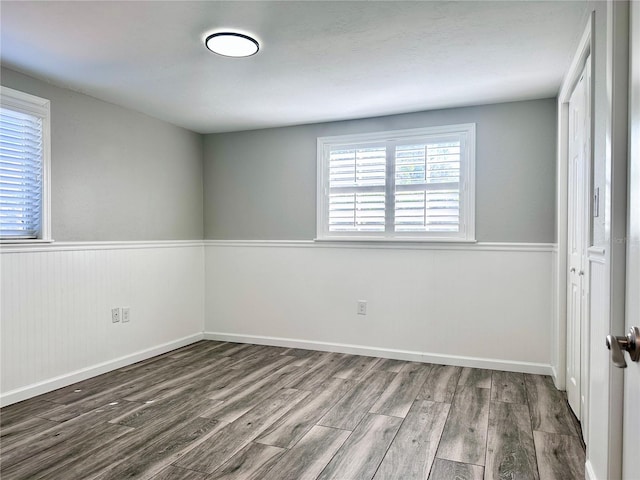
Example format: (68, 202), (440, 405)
(0, 333), (203, 407)
(204, 331), (553, 375)
(551, 365), (564, 390)
(585, 460), (597, 480)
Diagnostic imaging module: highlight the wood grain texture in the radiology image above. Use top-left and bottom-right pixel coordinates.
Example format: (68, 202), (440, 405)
(491, 371), (527, 404)
(0, 416), (58, 450)
(525, 375), (578, 436)
(255, 377), (352, 448)
(436, 386), (490, 465)
(208, 442), (285, 480)
(418, 365), (462, 403)
(39, 402), (225, 480)
(280, 347), (317, 358)
(533, 431), (585, 480)
(208, 356), (293, 400)
(428, 458), (484, 480)
(0, 400), (140, 466)
(458, 368), (492, 389)
(204, 364), (308, 423)
(0, 421), (133, 479)
(123, 356), (231, 402)
(332, 355), (379, 380)
(95, 416), (226, 480)
(0, 341), (586, 480)
(371, 358), (408, 373)
(289, 353), (351, 391)
(110, 394), (217, 429)
(259, 425), (351, 480)
(485, 402), (539, 480)
(373, 400), (450, 480)
(173, 388), (308, 474)
(0, 398), (57, 428)
(370, 362), (432, 418)
(287, 350), (330, 368)
(37, 351), (220, 422)
(318, 370), (396, 430)
(165, 340), (224, 359)
(150, 466), (208, 480)
(317, 414), (403, 480)
(227, 345), (286, 370)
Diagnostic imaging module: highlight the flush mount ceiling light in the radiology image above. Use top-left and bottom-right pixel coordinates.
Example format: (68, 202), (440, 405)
(205, 32), (259, 58)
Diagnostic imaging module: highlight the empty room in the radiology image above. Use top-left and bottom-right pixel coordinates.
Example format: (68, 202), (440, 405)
(1, 1), (639, 479)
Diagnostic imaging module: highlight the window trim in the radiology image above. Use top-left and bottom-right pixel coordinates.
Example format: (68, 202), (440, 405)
(316, 123), (476, 242)
(0, 86), (52, 242)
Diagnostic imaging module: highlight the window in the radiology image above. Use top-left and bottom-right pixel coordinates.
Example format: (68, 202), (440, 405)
(0, 87), (51, 241)
(317, 124), (475, 241)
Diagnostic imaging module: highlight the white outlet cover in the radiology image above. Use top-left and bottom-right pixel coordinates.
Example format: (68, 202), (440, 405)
(111, 307), (120, 323)
(122, 307), (130, 323)
(357, 301), (367, 315)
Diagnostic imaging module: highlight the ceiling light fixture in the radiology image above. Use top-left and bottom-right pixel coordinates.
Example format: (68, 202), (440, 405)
(205, 32), (259, 58)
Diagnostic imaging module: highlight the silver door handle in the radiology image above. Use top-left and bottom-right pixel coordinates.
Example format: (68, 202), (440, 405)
(578, 270), (584, 276)
(606, 326), (640, 368)
(570, 267), (576, 273)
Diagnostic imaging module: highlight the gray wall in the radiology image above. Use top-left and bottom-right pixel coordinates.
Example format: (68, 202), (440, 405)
(0, 67), (556, 243)
(1, 68), (204, 241)
(204, 99), (557, 242)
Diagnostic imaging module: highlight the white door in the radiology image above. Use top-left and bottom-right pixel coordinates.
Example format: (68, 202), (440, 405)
(623, 2), (640, 477)
(566, 58), (591, 421)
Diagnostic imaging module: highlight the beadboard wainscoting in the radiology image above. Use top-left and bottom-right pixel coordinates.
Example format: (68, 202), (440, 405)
(0, 241), (205, 406)
(204, 241), (555, 375)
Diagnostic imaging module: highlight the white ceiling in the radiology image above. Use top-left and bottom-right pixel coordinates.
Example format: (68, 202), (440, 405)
(0, 1), (589, 134)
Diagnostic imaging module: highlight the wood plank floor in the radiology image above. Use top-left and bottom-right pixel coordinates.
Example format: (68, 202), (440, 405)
(0, 341), (585, 480)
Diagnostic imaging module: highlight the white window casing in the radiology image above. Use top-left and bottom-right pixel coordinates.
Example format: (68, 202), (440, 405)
(0, 86), (51, 241)
(316, 123), (476, 242)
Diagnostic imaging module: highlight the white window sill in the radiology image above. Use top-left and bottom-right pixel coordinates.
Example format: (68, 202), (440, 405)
(314, 237), (477, 244)
(0, 239), (55, 245)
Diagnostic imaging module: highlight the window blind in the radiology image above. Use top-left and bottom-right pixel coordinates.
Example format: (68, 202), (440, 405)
(328, 146), (386, 232)
(394, 141), (461, 233)
(0, 107), (44, 239)
(318, 124), (475, 241)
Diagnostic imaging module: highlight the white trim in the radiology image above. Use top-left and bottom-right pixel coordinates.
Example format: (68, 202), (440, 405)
(559, 20), (594, 101)
(551, 365), (561, 389)
(0, 239), (555, 254)
(585, 460), (598, 480)
(204, 239), (555, 252)
(316, 123), (476, 242)
(0, 239), (55, 244)
(317, 124), (477, 146)
(554, 12), (594, 392)
(0, 333), (203, 407)
(0, 239), (204, 253)
(203, 332), (553, 376)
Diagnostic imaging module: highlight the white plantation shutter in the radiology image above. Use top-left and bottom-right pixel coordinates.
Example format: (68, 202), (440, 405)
(394, 141), (461, 233)
(0, 87), (50, 240)
(328, 145), (386, 232)
(318, 124), (475, 241)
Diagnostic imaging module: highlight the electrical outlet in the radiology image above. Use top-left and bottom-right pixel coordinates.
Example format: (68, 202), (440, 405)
(122, 307), (130, 323)
(111, 307), (121, 323)
(357, 300), (367, 315)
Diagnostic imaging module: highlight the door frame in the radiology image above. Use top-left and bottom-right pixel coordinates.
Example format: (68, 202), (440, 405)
(622, 3), (640, 476)
(556, 3), (629, 479)
(565, 53), (592, 426)
(554, 12), (593, 392)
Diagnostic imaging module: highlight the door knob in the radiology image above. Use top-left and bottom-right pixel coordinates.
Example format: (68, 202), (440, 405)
(606, 326), (640, 368)
(570, 267), (576, 273)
